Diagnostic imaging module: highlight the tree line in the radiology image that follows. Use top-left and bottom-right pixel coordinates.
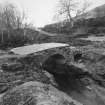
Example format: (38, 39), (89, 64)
(0, 2), (34, 49)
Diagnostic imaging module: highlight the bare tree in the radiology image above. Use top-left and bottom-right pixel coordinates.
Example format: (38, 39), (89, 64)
(0, 2), (27, 42)
(1, 3), (26, 30)
(75, 0), (91, 18)
(15, 10), (26, 29)
(56, 0), (91, 27)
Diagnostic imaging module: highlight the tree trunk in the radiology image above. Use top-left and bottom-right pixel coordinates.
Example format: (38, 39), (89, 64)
(8, 30), (10, 40)
(1, 31), (4, 43)
(68, 11), (74, 28)
(24, 29), (26, 36)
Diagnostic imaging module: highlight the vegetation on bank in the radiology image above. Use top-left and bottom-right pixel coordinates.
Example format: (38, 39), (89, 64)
(42, 16), (105, 35)
(0, 2), (39, 49)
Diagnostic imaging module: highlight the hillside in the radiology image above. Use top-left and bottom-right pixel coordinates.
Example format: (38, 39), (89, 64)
(79, 4), (105, 19)
(42, 4), (105, 38)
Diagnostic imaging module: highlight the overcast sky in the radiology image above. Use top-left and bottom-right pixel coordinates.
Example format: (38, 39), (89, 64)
(0, 0), (105, 27)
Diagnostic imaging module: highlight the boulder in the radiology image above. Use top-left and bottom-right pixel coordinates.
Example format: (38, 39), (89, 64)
(0, 81), (83, 105)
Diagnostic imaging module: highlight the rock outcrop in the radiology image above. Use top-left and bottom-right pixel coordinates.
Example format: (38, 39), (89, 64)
(0, 81), (83, 105)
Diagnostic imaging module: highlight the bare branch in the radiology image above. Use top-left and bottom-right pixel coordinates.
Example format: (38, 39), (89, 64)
(55, 0), (92, 27)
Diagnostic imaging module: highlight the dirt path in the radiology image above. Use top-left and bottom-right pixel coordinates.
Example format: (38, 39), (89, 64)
(36, 29), (58, 36)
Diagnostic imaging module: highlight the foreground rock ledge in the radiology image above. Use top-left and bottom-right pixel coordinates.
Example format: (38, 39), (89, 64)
(0, 81), (83, 105)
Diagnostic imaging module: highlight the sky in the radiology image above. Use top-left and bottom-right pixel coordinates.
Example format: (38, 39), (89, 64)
(0, 0), (105, 27)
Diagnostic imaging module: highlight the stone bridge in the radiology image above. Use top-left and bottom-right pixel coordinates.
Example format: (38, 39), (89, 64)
(19, 46), (83, 69)
(32, 46), (82, 66)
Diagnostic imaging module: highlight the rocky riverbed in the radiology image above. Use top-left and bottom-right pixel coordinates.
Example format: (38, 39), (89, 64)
(0, 43), (105, 105)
